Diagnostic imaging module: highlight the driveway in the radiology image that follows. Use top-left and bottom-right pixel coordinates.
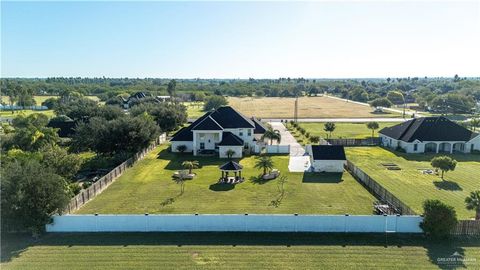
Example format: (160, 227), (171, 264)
(269, 121), (310, 172)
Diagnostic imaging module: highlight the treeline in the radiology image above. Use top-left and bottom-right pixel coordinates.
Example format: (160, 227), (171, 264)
(2, 75), (480, 114)
(1, 95), (187, 234)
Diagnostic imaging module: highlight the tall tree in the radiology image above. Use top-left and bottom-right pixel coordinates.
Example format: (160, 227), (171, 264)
(182, 160), (199, 175)
(465, 190), (480, 220)
(261, 127), (281, 145)
(167, 79), (177, 102)
(1, 160), (71, 235)
(366, 121), (380, 138)
(431, 156), (457, 180)
(254, 156), (274, 176)
(323, 122), (336, 139)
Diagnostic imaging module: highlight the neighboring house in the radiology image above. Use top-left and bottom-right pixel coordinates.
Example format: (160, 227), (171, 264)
(306, 145), (346, 173)
(170, 106), (267, 158)
(122, 92), (169, 109)
(379, 116), (480, 154)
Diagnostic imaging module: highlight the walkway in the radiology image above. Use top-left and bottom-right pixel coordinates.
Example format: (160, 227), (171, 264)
(269, 121), (310, 172)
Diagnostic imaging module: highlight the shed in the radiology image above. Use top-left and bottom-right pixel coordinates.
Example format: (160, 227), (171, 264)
(309, 145), (346, 173)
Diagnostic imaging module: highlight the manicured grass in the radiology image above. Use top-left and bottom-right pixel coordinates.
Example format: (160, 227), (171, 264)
(0, 110), (55, 118)
(77, 144), (376, 214)
(228, 96), (401, 118)
(346, 147), (480, 219)
(184, 101), (205, 118)
(299, 122), (399, 139)
(2, 233), (479, 269)
(1, 95), (100, 105)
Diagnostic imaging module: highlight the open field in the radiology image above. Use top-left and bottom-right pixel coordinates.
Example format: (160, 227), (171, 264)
(184, 101), (205, 118)
(0, 109), (55, 118)
(2, 233), (479, 270)
(346, 147), (480, 219)
(77, 144), (375, 214)
(299, 122), (398, 139)
(0, 95), (100, 105)
(228, 96), (401, 119)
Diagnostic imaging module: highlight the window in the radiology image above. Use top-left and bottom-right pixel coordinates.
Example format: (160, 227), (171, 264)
(215, 143), (219, 149)
(239, 131), (243, 136)
(247, 129), (252, 136)
(199, 134), (205, 140)
(200, 143), (205, 150)
(414, 144), (418, 151)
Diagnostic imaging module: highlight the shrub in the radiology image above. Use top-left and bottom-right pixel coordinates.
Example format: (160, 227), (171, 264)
(395, 146), (406, 153)
(420, 199), (457, 239)
(69, 183), (82, 196)
(82, 181), (93, 189)
(176, 144), (187, 153)
(305, 132), (310, 138)
(310, 136), (320, 144)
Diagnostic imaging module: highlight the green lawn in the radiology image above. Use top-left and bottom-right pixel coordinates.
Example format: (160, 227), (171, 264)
(0, 110), (55, 118)
(77, 144), (376, 214)
(184, 101), (205, 118)
(2, 233), (479, 269)
(300, 122), (399, 139)
(346, 147), (480, 219)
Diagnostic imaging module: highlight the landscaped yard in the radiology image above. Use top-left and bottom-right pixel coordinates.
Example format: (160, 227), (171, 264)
(2, 233), (479, 269)
(346, 147), (480, 219)
(228, 96), (401, 119)
(77, 144), (376, 214)
(299, 122), (398, 139)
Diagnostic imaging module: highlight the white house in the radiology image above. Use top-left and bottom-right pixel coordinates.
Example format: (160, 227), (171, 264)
(307, 145), (346, 173)
(170, 106), (267, 158)
(379, 116), (480, 154)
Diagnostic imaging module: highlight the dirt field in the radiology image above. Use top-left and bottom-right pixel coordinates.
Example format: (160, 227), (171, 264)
(227, 96), (400, 118)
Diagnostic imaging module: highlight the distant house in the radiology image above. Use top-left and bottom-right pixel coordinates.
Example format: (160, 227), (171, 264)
(170, 106), (266, 158)
(307, 145), (346, 173)
(122, 92), (169, 109)
(379, 116), (480, 154)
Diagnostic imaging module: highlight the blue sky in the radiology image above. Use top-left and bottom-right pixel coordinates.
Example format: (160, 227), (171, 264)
(1, 1), (479, 78)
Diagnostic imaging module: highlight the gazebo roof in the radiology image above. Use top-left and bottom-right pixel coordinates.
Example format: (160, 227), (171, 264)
(219, 161), (243, 171)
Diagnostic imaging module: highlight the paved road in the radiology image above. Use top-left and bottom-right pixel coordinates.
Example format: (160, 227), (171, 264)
(262, 117), (408, 123)
(323, 94), (425, 118)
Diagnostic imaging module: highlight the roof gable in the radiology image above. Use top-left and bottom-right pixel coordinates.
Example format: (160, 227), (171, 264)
(218, 131), (244, 146)
(192, 116), (223, 131)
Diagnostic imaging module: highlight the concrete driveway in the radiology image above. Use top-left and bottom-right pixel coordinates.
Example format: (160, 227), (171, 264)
(269, 121), (310, 172)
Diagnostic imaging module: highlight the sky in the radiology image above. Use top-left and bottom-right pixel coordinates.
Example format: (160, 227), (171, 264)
(1, 1), (479, 78)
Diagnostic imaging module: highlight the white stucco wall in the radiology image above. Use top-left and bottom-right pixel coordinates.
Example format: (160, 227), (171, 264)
(468, 135), (480, 151)
(219, 145), (243, 158)
(171, 141), (193, 152)
(311, 160), (346, 173)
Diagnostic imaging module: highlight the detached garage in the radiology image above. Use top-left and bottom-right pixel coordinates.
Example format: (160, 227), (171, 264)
(309, 145), (346, 173)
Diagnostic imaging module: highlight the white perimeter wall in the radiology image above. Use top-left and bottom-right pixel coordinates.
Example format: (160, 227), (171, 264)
(266, 145), (290, 154)
(46, 214), (423, 233)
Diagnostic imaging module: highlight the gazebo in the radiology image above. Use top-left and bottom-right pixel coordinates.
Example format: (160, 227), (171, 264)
(219, 161), (244, 184)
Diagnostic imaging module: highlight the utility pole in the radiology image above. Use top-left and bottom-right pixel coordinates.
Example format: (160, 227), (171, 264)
(294, 95), (298, 123)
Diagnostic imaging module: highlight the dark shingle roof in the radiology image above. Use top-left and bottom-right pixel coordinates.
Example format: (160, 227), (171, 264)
(209, 106), (255, 129)
(192, 116), (223, 131)
(251, 117), (267, 134)
(170, 106), (256, 142)
(379, 117), (478, 142)
(218, 132), (244, 146)
(219, 161), (243, 171)
(311, 145), (346, 160)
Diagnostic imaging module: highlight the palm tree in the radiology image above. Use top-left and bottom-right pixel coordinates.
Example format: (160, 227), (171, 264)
(181, 160), (199, 174)
(323, 122), (335, 139)
(465, 190), (480, 220)
(226, 149), (236, 159)
(254, 156), (274, 176)
(470, 118), (480, 132)
(261, 128), (281, 145)
(366, 121), (380, 139)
